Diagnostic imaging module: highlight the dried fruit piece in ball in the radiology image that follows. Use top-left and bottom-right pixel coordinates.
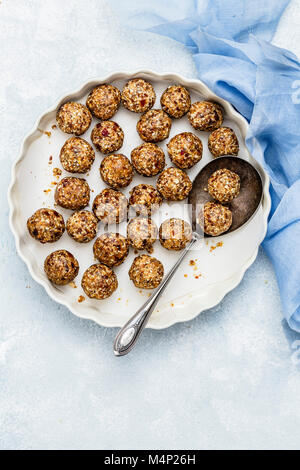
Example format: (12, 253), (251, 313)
(160, 85), (191, 118)
(188, 101), (223, 131)
(60, 137), (95, 173)
(198, 201), (232, 236)
(66, 210), (98, 243)
(93, 233), (129, 267)
(159, 218), (192, 251)
(86, 84), (121, 120)
(121, 78), (156, 113)
(137, 109), (171, 143)
(81, 264), (118, 300)
(129, 254), (164, 289)
(91, 121), (124, 154)
(100, 154), (134, 189)
(56, 102), (92, 136)
(131, 143), (165, 177)
(54, 177), (90, 210)
(156, 167), (192, 201)
(44, 250), (79, 285)
(167, 132), (203, 169)
(129, 184), (163, 216)
(207, 168), (240, 204)
(27, 208), (65, 243)
(92, 188), (128, 225)
(208, 127), (239, 158)
(127, 217), (158, 253)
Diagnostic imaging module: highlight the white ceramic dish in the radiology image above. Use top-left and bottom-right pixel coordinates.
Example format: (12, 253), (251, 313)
(8, 71), (271, 329)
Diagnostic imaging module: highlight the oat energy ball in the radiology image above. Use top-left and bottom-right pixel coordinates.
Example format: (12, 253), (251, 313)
(100, 154), (134, 189)
(56, 102), (92, 136)
(127, 217), (158, 253)
(93, 233), (129, 267)
(91, 121), (124, 154)
(54, 177), (90, 210)
(159, 218), (192, 251)
(208, 127), (239, 158)
(129, 254), (164, 289)
(66, 210), (98, 243)
(27, 208), (65, 243)
(167, 132), (203, 169)
(208, 168), (240, 204)
(44, 250), (79, 285)
(129, 184), (163, 216)
(160, 85), (191, 118)
(156, 167), (192, 201)
(131, 143), (165, 177)
(81, 264), (118, 299)
(198, 201), (232, 236)
(60, 137), (95, 173)
(137, 109), (172, 143)
(188, 101), (223, 132)
(86, 84), (121, 120)
(92, 188), (127, 225)
(121, 78), (156, 113)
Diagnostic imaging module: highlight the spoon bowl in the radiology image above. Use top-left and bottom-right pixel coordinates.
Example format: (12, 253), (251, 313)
(189, 156), (263, 234)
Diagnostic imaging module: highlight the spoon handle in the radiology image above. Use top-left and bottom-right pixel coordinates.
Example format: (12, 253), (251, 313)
(113, 233), (199, 356)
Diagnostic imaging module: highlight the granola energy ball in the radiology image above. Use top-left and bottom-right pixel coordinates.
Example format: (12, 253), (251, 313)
(137, 109), (172, 143)
(198, 201), (232, 236)
(208, 168), (240, 204)
(91, 121), (124, 154)
(60, 137), (95, 173)
(93, 233), (129, 267)
(66, 210), (98, 243)
(160, 85), (191, 118)
(54, 177), (90, 210)
(27, 208), (65, 243)
(156, 167), (192, 201)
(86, 84), (121, 120)
(100, 154), (134, 189)
(44, 250), (79, 285)
(129, 184), (163, 216)
(188, 101), (223, 132)
(56, 102), (92, 136)
(121, 78), (156, 113)
(129, 254), (164, 289)
(159, 218), (192, 251)
(131, 143), (165, 177)
(81, 264), (118, 300)
(127, 217), (158, 253)
(208, 127), (239, 158)
(167, 132), (203, 169)
(92, 188), (127, 225)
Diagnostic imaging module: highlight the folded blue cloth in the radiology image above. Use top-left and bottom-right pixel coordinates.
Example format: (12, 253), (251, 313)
(111, 0), (300, 331)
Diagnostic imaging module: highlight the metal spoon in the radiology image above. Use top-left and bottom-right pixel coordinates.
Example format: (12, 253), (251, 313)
(113, 156), (263, 356)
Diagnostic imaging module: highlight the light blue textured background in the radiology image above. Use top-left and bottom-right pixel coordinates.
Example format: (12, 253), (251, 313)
(1, 0), (300, 450)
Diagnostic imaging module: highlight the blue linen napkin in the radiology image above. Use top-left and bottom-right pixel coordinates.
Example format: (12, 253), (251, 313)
(111, 0), (300, 331)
